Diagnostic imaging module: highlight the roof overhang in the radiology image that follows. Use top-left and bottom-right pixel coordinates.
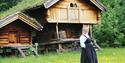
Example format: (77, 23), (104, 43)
(90, 0), (106, 12)
(0, 12), (43, 31)
(44, 0), (59, 8)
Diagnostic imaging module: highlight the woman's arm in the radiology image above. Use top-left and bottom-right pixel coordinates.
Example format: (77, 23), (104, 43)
(80, 35), (87, 48)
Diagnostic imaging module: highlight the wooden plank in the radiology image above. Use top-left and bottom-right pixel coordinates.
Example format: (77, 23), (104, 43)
(17, 48), (26, 57)
(68, 8), (79, 23)
(20, 38), (29, 41)
(39, 38), (79, 46)
(0, 36), (8, 39)
(0, 33), (8, 35)
(80, 9), (98, 23)
(56, 23), (59, 39)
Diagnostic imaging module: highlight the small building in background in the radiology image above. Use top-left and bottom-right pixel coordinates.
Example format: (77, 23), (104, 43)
(0, 12), (43, 47)
(44, 0), (106, 24)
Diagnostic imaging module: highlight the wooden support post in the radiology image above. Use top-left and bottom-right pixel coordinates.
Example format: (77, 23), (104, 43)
(90, 25), (102, 51)
(17, 48), (26, 57)
(34, 43), (39, 56)
(56, 23), (59, 40)
(89, 25), (92, 38)
(56, 23), (64, 52)
(45, 48), (49, 53)
(58, 43), (65, 52)
(30, 46), (39, 56)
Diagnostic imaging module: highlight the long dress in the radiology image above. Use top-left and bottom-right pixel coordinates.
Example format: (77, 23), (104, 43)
(80, 38), (98, 63)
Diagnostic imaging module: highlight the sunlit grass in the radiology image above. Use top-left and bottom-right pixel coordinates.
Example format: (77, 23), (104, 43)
(97, 48), (125, 63)
(0, 48), (124, 63)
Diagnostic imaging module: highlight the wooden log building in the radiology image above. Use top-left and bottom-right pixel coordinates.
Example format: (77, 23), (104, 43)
(0, 0), (106, 53)
(0, 12), (43, 47)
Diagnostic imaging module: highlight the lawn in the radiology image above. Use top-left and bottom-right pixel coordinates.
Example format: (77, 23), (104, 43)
(0, 48), (124, 63)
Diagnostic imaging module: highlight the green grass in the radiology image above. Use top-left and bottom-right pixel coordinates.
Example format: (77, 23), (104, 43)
(0, 0), (44, 19)
(97, 48), (125, 63)
(0, 48), (125, 63)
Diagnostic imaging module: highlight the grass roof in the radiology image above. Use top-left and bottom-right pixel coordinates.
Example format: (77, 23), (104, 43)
(0, 0), (44, 19)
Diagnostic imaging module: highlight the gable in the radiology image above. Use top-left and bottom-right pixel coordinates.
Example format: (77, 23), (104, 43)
(46, 0), (100, 24)
(44, 0), (106, 11)
(90, 0), (106, 11)
(0, 12), (43, 31)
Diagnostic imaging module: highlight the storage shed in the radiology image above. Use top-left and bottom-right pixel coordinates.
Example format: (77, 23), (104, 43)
(0, 12), (43, 47)
(23, 0), (106, 52)
(44, 0), (106, 24)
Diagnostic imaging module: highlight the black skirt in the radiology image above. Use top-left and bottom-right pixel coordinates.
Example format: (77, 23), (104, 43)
(80, 43), (98, 63)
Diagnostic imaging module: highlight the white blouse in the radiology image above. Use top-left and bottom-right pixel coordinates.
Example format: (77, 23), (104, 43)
(80, 33), (90, 48)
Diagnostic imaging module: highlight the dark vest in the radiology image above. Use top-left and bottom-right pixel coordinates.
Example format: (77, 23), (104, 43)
(85, 38), (92, 44)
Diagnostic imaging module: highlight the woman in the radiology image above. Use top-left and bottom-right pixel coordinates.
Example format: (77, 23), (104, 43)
(80, 25), (98, 63)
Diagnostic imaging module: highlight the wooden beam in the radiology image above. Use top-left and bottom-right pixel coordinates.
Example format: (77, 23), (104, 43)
(56, 23), (59, 39)
(39, 38), (79, 46)
(55, 22), (64, 52)
(17, 47), (26, 57)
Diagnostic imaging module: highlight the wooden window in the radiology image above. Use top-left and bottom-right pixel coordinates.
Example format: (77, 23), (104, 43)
(70, 3), (74, 7)
(70, 3), (77, 8)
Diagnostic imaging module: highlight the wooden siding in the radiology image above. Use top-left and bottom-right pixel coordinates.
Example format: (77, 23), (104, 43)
(0, 12), (43, 31)
(0, 20), (32, 46)
(47, 0), (99, 24)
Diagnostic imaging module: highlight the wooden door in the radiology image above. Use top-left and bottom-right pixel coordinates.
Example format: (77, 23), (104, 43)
(9, 31), (18, 43)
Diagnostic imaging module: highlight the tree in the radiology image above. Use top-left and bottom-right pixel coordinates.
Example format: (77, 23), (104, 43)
(0, 0), (21, 12)
(93, 0), (125, 47)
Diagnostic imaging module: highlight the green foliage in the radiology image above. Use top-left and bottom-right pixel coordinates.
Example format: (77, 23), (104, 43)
(0, 0), (22, 12)
(93, 0), (125, 47)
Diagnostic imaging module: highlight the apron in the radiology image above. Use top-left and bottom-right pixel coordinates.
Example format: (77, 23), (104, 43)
(80, 38), (98, 63)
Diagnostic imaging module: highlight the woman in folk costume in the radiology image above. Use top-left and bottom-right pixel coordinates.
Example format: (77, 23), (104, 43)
(80, 24), (98, 63)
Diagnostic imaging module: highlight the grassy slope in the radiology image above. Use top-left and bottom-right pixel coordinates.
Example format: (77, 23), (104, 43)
(0, 48), (125, 63)
(0, 0), (44, 19)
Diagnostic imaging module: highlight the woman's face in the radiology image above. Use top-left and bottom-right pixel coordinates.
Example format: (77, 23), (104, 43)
(82, 25), (90, 34)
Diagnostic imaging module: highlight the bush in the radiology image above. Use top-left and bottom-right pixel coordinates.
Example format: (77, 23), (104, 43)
(93, 0), (125, 47)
